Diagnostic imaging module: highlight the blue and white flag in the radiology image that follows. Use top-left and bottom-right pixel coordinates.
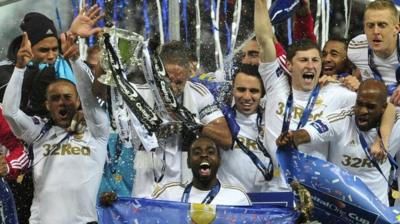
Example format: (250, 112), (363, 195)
(277, 146), (400, 224)
(98, 197), (298, 223)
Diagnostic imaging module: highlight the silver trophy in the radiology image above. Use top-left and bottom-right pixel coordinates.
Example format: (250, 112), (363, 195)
(98, 26), (182, 137)
(98, 27), (144, 86)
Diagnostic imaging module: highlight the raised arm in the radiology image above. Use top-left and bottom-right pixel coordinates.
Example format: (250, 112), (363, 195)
(254, 0), (276, 63)
(68, 4), (108, 140)
(70, 58), (109, 140)
(2, 32), (40, 143)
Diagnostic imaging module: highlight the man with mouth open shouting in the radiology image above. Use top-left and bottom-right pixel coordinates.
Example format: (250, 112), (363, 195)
(152, 136), (251, 206)
(254, 0), (356, 192)
(2, 5), (108, 223)
(276, 79), (399, 205)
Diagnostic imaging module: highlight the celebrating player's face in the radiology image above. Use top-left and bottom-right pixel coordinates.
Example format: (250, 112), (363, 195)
(165, 64), (190, 97)
(241, 40), (260, 66)
(322, 40), (348, 76)
(31, 36), (59, 65)
(355, 85), (386, 132)
(364, 8), (400, 58)
(188, 137), (220, 183)
(233, 72), (263, 115)
(45, 81), (80, 128)
(287, 49), (321, 91)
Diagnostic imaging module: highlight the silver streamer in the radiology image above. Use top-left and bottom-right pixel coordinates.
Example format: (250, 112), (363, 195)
(78, 0), (87, 60)
(156, 0), (165, 45)
(224, 0), (242, 81)
(321, 0), (326, 48)
(344, 0), (353, 39)
(210, 0), (224, 71)
(314, 0), (322, 44)
(195, 0), (201, 69)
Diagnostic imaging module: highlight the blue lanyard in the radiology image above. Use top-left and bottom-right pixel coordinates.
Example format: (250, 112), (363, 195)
(367, 37), (400, 96)
(27, 120), (53, 162)
(181, 180), (221, 204)
(281, 84), (321, 133)
(356, 126), (398, 188)
(233, 107), (274, 180)
(27, 121), (72, 170)
(235, 139), (274, 181)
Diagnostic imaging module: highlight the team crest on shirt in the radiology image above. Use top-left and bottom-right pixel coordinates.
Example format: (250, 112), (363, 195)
(310, 120), (328, 133)
(32, 117), (40, 125)
(275, 66), (284, 77)
(315, 97), (323, 106)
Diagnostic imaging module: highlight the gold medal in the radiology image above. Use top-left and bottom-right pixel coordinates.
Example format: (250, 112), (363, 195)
(392, 189), (400, 199)
(190, 203), (216, 224)
(16, 174), (24, 183)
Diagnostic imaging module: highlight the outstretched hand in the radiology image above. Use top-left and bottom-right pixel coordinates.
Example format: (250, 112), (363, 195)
(339, 76), (360, 92)
(16, 32), (33, 69)
(69, 4), (104, 38)
(61, 31), (79, 60)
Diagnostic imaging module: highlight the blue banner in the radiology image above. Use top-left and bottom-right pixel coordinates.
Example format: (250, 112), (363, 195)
(269, 0), (300, 25)
(0, 178), (18, 224)
(247, 192), (295, 208)
(277, 146), (400, 224)
(98, 197), (299, 223)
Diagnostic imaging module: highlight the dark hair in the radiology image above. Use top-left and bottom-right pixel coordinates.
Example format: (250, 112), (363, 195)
(325, 36), (355, 75)
(46, 78), (77, 98)
(188, 135), (221, 157)
(159, 40), (191, 69)
(286, 39), (321, 62)
(233, 63), (265, 97)
(326, 36), (349, 49)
